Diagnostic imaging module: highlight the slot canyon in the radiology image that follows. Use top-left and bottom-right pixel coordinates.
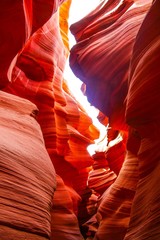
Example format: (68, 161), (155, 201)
(0, 0), (160, 239)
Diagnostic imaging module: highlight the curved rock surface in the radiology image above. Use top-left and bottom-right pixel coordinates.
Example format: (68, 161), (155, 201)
(1, 0), (160, 239)
(0, 91), (56, 239)
(94, 150), (139, 240)
(3, 0), (98, 197)
(1, 1), (99, 239)
(70, 0), (151, 130)
(124, 1), (160, 239)
(88, 152), (117, 195)
(51, 175), (83, 240)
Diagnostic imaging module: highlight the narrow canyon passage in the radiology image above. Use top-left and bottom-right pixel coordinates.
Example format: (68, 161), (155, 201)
(0, 1), (160, 240)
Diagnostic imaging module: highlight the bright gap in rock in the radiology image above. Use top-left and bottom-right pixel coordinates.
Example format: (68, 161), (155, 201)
(63, 0), (107, 155)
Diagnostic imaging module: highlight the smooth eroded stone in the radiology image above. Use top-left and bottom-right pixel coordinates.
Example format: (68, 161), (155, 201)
(94, 150), (139, 240)
(124, 1), (160, 238)
(51, 175), (84, 240)
(0, 91), (56, 239)
(70, 0), (151, 130)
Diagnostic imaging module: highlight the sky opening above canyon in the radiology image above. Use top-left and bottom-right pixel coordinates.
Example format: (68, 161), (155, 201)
(63, 0), (107, 154)
(64, 0), (101, 118)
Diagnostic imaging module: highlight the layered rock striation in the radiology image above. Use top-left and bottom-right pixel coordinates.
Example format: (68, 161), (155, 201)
(1, 0), (160, 239)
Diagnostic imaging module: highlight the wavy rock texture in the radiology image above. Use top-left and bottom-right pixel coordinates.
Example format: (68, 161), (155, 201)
(3, 0), (98, 197)
(0, 91), (56, 240)
(94, 150), (139, 240)
(51, 175), (84, 240)
(88, 152), (117, 195)
(0, 0), (62, 88)
(1, 0), (100, 239)
(106, 131), (127, 176)
(124, 1), (160, 239)
(1, 0), (159, 239)
(70, 0), (151, 130)
(69, 1), (160, 239)
(69, 0), (160, 239)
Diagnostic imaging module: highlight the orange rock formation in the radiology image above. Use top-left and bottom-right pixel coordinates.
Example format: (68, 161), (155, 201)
(0, 0), (159, 239)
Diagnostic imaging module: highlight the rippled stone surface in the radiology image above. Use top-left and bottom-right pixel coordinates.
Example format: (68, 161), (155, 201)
(1, 0), (159, 239)
(0, 91), (56, 239)
(70, 0), (151, 130)
(124, 1), (160, 239)
(0, 1), (99, 239)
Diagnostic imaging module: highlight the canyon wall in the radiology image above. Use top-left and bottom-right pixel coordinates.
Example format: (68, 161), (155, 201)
(0, 0), (160, 239)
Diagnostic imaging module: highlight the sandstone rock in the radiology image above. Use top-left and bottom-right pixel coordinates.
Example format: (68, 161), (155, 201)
(0, 91), (56, 239)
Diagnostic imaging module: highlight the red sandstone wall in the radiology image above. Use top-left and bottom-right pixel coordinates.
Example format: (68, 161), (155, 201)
(1, 0), (160, 239)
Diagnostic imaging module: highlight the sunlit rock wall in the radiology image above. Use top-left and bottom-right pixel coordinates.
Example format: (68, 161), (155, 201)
(70, 0), (152, 131)
(0, 0), (98, 239)
(69, 0), (160, 239)
(1, 0), (160, 239)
